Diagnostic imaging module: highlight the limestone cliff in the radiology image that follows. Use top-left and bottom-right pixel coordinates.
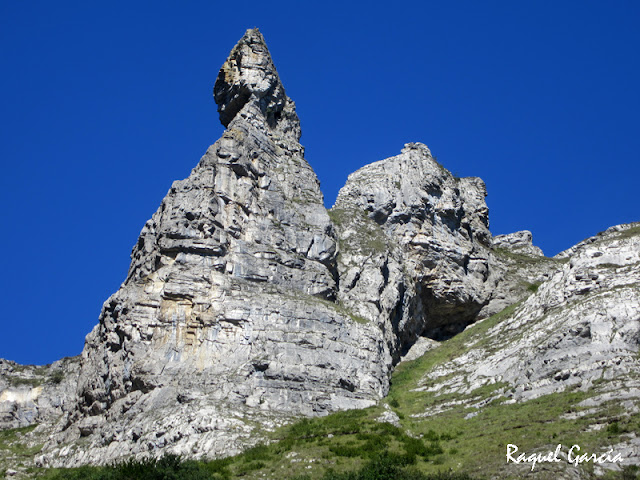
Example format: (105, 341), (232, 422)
(0, 28), (637, 478)
(34, 28), (501, 467)
(0, 358), (80, 430)
(39, 29), (391, 467)
(331, 142), (495, 354)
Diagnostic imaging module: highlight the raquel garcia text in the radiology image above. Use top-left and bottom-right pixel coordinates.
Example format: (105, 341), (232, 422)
(506, 444), (623, 471)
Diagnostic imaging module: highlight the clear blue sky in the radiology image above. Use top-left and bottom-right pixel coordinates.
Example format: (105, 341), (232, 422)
(1, 1), (638, 365)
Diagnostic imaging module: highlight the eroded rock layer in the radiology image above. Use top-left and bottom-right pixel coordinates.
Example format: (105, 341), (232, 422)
(0, 358), (80, 430)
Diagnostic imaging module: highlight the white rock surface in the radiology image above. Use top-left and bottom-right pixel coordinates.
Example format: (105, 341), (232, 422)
(493, 230), (544, 257)
(0, 357), (80, 430)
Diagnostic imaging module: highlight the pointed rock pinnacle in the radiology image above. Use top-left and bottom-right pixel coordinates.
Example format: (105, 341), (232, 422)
(214, 28), (300, 139)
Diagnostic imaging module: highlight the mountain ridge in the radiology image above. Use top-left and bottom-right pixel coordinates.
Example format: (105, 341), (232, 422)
(1, 28), (638, 479)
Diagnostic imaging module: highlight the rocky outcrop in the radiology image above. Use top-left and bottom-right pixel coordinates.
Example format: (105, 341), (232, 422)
(332, 143), (496, 351)
(35, 31), (505, 467)
(38, 29), (391, 467)
(493, 230), (544, 257)
(0, 357), (80, 430)
(393, 223), (640, 477)
(412, 222), (640, 472)
(2, 27), (635, 477)
(491, 223), (640, 402)
(478, 229), (553, 319)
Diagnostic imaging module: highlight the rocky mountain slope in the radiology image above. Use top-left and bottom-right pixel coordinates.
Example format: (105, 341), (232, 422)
(37, 28), (396, 467)
(1, 29), (638, 479)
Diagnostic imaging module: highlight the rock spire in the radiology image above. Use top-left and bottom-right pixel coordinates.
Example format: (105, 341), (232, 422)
(214, 28), (301, 140)
(40, 29), (389, 467)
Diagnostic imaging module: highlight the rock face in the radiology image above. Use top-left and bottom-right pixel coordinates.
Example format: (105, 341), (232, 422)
(493, 230), (543, 257)
(478, 229), (552, 318)
(332, 143), (496, 350)
(490, 223), (640, 402)
(36, 30), (503, 467)
(40, 29), (390, 467)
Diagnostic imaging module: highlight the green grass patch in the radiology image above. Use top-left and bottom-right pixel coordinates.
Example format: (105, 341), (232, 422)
(8, 376), (43, 387)
(525, 282), (541, 293)
(598, 263), (622, 269)
(0, 425), (43, 469)
(49, 370), (65, 384)
(316, 452), (479, 479)
(328, 208), (389, 256)
(388, 301), (521, 411)
(614, 225), (640, 240)
(0, 425), (38, 447)
(492, 247), (559, 268)
(36, 451), (482, 480)
(39, 455), (216, 480)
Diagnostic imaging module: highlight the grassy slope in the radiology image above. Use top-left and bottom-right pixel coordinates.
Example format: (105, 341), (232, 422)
(0, 425), (43, 477)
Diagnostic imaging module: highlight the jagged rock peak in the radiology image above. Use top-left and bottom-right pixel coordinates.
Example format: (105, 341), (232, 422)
(333, 142), (495, 346)
(214, 28), (301, 140)
(402, 142), (431, 156)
